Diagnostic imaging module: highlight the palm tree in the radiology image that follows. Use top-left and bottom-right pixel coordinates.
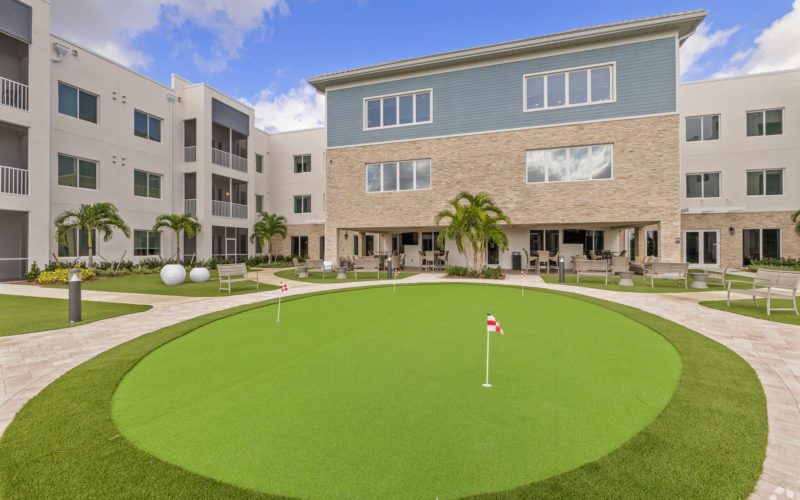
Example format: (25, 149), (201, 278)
(792, 210), (800, 237)
(435, 199), (475, 271)
(152, 214), (202, 263)
(54, 202), (131, 268)
(473, 210), (511, 274)
(250, 212), (287, 263)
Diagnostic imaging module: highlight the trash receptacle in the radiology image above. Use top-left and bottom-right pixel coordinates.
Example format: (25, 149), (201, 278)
(511, 252), (521, 270)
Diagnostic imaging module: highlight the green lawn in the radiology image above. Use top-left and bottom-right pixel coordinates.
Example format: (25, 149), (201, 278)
(54, 270), (276, 297)
(0, 294), (151, 337)
(274, 268), (416, 284)
(540, 273), (752, 293)
(701, 298), (800, 325)
(0, 284), (766, 499)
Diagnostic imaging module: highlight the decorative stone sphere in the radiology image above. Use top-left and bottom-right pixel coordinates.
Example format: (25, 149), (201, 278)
(160, 263), (186, 286)
(189, 267), (210, 283)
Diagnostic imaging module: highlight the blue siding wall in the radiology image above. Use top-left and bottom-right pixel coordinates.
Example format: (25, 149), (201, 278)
(327, 37), (676, 147)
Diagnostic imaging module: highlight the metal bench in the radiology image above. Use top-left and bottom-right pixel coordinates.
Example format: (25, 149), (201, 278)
(727, 269), (800, 316)
(217, 263), (259, 293)
(643, 262), (689, 289)
(575, 258), (611, 284)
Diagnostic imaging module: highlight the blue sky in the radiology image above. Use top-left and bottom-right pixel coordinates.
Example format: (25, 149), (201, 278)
(51, 0), (800, 132)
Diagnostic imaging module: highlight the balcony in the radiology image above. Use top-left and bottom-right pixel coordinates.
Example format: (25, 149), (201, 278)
(184, 198), (196, 214)
(0, 165), (28, 195)
(0, 76), (28, 112)
(184, 146), (196, 162)
(211, 148), (247, 172)
(212, 200), (247, 219)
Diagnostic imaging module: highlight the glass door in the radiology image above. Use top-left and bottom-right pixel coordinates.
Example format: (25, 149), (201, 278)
(684, 230), (719, 268)
(486, 240), (499, 266)
(225, 238), (236, 261)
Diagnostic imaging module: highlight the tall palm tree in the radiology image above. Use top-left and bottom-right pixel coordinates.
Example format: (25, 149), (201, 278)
(435, 198), (475, 271)
(250, 212), (287, 263)
(792, 210), (800, 237)
(473, 210), (511, 274)
(152, 214), (201, 263)
(54, 202), (131, 268)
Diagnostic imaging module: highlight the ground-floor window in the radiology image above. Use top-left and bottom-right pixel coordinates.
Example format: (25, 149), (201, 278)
(133, 230), (160, 256)
(743, 228), (780, 264)
(319, 236), (325, 260)
(292, 236), (309, 257)
(563, 229), (604, 254)
(421, 232), (440, 252)
(646, 230), (658, 257)
(353, 235), (359, 256)
(366, 235), (374, 255)
(58, 228), (96, 257)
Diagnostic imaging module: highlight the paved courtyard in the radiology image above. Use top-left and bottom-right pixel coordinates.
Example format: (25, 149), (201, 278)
(0, 272), (797, 499)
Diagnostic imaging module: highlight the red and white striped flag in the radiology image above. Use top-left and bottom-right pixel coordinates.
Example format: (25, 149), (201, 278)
(394, 269), (399, 277)
(521, 271), (525, 277)
(487, 314), (503, 335)
(280, 282), (288, 292)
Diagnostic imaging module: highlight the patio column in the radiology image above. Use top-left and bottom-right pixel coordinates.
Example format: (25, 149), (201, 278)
(634, 227), (646, 260)
(658, 216), (682, 263)
(359, 231), (366, 256)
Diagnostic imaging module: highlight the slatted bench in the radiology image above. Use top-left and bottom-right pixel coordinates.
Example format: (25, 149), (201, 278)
(217, 263), (260, 293)
(727, 269), (800, 316)
(353, 258), (380, 280)
(643, 262), (689, 289)
(575, 258), (611, 284)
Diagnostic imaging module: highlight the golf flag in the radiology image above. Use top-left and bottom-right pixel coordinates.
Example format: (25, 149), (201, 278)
(487, 314), (504, 335)
(520, 270), (525, 296)
(276, 282), (288, 322)
(394, 269), (399, 277)
(280, 282), (288, 292)
(521, 271), (525, 277)
(393, 268), (399, 293)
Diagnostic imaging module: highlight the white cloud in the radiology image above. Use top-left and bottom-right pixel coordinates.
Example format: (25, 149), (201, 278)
(679, 22), (739, 78)
(242, 82), (326, 133)
(715, 0), (800, 77)
(50, 0), (289, 72)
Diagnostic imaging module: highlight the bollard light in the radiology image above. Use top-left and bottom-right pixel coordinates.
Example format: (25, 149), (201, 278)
(68, 268), (82, 323)
(558, 255), (565, 284)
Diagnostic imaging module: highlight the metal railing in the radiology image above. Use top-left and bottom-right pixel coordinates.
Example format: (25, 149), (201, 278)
(184, 198), (196, 214)
(211, 200), (248, 219)
(0, 165), (28, 195)
(0, 76), (28, 111)
(211, 148), (247, 172)
(184, 146), (196, 162)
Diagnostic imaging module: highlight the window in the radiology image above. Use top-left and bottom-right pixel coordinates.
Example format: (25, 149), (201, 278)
(646, 230), (658, 257)
(747, 169), (783, 196)
(256, 154), (263, 173)
(134, 170), (162, 198)
(685, 172), (719, 198)
(294, 155), (311, 173)
(133, 230), (161, 256)
(524, 64), (613, 111)
(685, 115), (719, 141)
(743, 228), (781, 264)
(365, 90), (432, 129)
(353, 235), (359, 256)
(58, 228), (96, 257)
(293, 195), (311, 213)
(366, 159), (431, 193)
(526, 144), (612, 183)
(57, 83), (98, 123)
(747, 109), (783, 136)
(134, 110), (162, 142)
(57, 154), (97, 189)
(291, 236), (308, 257)
(255, 194), (263, 213)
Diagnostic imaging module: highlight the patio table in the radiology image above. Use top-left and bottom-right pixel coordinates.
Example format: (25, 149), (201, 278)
(617, 271), (635, 286)
(690, 272), (709, 289)
(336, 267), (348, 279)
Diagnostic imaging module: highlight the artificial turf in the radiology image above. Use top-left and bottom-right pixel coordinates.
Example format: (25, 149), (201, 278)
(700, 298), (800, 325)
(54, 270), (277, 297)
(0, 294), (151, 337)
(274, 269), (416, 284)
(0, 285), (767, 499)
(540, 273), (752, 293)
(112, 285), (681, 499)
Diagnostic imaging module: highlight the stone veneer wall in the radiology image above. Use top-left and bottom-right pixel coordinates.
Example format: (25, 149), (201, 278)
(268, 224), (325, 259)
(325, 114), (682, 263)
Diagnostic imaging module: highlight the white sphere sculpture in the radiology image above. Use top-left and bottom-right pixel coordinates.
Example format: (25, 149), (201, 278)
(160, 264), (186, 286)
(189, 267), (210, 283)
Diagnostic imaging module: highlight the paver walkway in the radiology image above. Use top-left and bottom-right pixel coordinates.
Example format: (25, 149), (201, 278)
(0, 273), (797, 499)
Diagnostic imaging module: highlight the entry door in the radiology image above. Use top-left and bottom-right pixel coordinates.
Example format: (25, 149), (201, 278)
(684, 230), (719, 268)
(486, 240), (499, 266)
(225, 238), (236, 260)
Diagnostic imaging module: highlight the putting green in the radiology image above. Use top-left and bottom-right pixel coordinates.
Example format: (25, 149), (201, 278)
(112, 284), (681, 499)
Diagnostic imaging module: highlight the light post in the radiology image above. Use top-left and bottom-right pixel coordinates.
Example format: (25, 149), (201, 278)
(68, 268), (82, 323)
(558, 255), (565, 283)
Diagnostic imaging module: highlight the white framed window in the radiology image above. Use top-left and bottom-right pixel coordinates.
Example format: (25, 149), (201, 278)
(526, 144), (613, 183)
(523, 63), (614, 112)
(685, 172), (720, 198)
(746, 169), (783, 196)
(133, 230), (161, 256)
(57, 82), (98, 123)
(57, 153), (97, 190)
(366, 159), (431, 193)
(134, 170), (162, 198)
(134, 110), (162, 142)
(746, 109), (783, 136)
(294, 154), (311, 173)
(685, 114), (720, 141)
(364, 89), (432, 130)
(58, 228), (97, 258)
(294, 195), (311, 213)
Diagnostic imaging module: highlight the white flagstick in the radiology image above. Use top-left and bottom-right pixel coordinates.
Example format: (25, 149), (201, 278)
(276, 293), (281, 322)
(521, 271), (525, 296)
(483, 325), (492, 388)
(393, 268), (398, 293)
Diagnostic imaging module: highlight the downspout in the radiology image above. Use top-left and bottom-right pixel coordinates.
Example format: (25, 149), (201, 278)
(166, 93), (177, 261)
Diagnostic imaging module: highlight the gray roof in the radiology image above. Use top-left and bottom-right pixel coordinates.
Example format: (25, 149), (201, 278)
(307, 10), (706, 93)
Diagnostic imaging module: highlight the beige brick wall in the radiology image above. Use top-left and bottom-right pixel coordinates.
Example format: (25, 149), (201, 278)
(681, 211), (800, 267)
(325, 114), (682, 262)
(268, 223), (325, 259)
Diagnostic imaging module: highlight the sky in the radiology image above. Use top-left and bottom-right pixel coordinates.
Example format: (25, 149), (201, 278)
(49, 0), (800, 134)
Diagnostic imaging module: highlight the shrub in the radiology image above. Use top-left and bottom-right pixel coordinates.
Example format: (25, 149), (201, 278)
(37, 267), (97, 284)
(482, 267), (503, 279)
(445, 265), (468, 277)
(747, 257), (800, 271)
(24, 261), (41, 282)
(467, 270), (479, 278)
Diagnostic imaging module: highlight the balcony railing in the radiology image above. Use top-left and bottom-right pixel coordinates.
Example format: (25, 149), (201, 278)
(0, 165), (28, 195)
(212, 200), (248, 219)
(184, 146), (196, 162)
(211, 148), (247, 172)
(184, 198), (196, 214)
(0, 76), (28, 111)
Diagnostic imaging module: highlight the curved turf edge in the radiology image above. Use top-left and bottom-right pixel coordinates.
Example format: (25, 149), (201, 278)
(0, 285), (767, 499)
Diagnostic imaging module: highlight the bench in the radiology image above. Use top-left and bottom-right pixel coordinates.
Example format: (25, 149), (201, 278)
(292, 257), (308, 278)
(575, 258), (611, 284)
(643, 262), (689, 288)
(217, 263), (260, 293)
(727, 269), (800, 316)
(353, 258), (380, 280)
(306, 259), (333, 279)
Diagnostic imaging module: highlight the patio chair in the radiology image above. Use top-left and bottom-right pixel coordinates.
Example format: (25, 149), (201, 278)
(611, 256), (630, 280)
(549, 250), (561, 269)
(707, 263), (730, 288)
(537, 250), (550, 274)
(399, 253), (405, 269)
(618, 249), (627, 257)
(390, 255), (401, 272)
(523, 249), (536, 274)
(436, 250), (448, 270)
(292, 256), (307, 277)
(425, 250), (436, 271)
(417, 250), (426, 271)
